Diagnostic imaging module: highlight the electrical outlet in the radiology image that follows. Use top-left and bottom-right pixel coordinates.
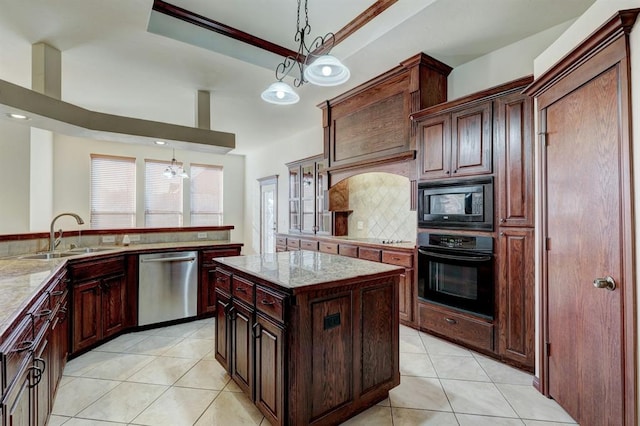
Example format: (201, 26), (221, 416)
(129, 234), (141, 242)
(102, 235), (116, 244)
(197, 232), (207, 239)
(357, 221), (364, 230)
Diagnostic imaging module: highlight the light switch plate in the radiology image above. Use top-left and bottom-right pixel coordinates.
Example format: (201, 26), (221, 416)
(197, 232), (207, 239)
(129, 234), (141, 242)
(102, 235), (116, 243)
(357, 221), (364, 230)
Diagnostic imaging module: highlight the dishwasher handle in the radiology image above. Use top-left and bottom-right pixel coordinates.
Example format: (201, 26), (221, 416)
(140, 256), (196, 263)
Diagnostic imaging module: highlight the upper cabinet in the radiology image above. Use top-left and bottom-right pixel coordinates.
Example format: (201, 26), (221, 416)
(287, 155), (331, 235)
(320, 53), (452, 173)
(417, 101), (493, 180)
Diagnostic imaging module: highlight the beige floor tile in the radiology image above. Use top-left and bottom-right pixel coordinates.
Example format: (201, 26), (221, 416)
(339, 405), (392, 425)
(440, 379), (518, 418)
(456, 413), (525, 425)
(194, 391), (264, 425)
(127, 356), (198, 385)
(377, 398), (390, 406)
(419, 333), (473, 357)
(162, 338), (214, 359)
(47, 414), (70, 426)
(496, 384), (577, 423)
(474, 354), (534, 385)
(62, 351), (117, 377)
(399, 334), (427, 354)
(149, 321), (205, 337)
(51, 377), (120, 417)
(188, 323), (215, 339)
(400, 353), (437, 377)
(522, 421), (578, 425)
(388, 376), (451, 411)
(124, 335), (183, 355)
(223, 378), (244, 393)
(202, 349), (216, 360)
(60, 419), (127, 425)
(174, 359), (231, 390)
(132, 386), (218, 426)
(430, 355), (491, 382)
(400, 324), (420, 336)
(392, 408), (459, 425)
(76, 381), (167, 423)
(82, 352), (155, 380)
(91, 333), (148, 353)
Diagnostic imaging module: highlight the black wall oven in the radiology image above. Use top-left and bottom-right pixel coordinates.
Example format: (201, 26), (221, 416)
(417, 233), (494, 318)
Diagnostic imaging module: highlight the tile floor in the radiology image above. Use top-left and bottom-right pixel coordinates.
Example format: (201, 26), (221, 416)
(49, 319), (578, 426)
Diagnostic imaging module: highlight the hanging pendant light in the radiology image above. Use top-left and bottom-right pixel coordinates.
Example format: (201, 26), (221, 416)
(260, 0), (350, 105)
(163, 148), (188, 179)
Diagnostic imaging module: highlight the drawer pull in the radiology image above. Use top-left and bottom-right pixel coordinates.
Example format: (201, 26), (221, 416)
(444, 318), (457, 325)
(216, 277), (226, 283)
(235, 287), (247, 293)
(13, 340), (34, 353)
(34, 309), (52, 318)
(260, 299), (275, 306)
(50, 290), (64, 296)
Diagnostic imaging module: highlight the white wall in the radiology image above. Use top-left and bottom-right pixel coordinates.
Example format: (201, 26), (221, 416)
(448, 20), (575, 100)
(530, 0), (640, 411)
(0, 119), (30, 234)
(29, 127), (53, 231)
(243, 126), (323, 254)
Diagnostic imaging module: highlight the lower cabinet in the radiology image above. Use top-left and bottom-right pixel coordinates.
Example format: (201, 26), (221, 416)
(70, 256), (126, 354)
(254, 314), (284, 425)
(214, 289), (231, 372)
(230, 299), (254, 395)
(199, 247), (243, 315)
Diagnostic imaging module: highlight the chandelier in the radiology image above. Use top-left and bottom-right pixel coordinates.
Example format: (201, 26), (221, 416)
(163, 148), (189, 179)
(260, 0), (350, 105)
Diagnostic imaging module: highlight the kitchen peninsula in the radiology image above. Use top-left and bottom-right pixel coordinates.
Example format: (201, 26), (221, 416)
(212, 250), (403, 426)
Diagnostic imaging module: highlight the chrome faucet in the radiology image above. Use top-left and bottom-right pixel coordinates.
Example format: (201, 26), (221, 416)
(49, 213), (85, 252)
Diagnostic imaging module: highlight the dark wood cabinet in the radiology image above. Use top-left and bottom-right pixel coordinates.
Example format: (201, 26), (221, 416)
(497, 228), (534, 369)
(2, 365), (32, 426)
(230, 299), (254, 396)
(418, 101), (493, 180)
(70, 256), (126, 354)
(214, 289), (231, 372)
(199, 247), (243, 315)
(254, 314), (284, 426)
(287, 155), (331, 235)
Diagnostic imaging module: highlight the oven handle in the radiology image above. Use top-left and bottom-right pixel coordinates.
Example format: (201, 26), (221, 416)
(418, 249), (492, 263)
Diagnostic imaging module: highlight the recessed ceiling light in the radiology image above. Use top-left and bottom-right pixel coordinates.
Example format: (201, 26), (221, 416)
(155, 140), (166, 145)
(7, 113), (29, 120)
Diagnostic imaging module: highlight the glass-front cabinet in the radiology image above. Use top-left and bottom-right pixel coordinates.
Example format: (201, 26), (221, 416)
(287, 155), (331, 234)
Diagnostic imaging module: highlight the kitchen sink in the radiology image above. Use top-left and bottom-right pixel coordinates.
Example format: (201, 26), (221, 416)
(19, 252), (78, 260)
(66, 247), (115, 253)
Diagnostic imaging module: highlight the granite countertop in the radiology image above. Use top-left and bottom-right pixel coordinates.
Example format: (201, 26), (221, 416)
(279, 233), (416, 251)
(214, 250), (404, 292)
(0, 240), (242, 337)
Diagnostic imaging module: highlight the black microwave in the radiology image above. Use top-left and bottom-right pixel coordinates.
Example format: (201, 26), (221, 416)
(418, 177), (493, 230)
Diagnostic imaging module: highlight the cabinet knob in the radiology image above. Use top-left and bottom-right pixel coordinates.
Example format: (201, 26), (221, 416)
(499, 232), (504, 237)
(444, 318), (457, 325)
(453, 170), (458, 174)
(445, 170), (450, 174)
(500, 218), (505, 223)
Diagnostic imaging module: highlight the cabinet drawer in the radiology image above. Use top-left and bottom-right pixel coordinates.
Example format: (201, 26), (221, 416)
(232, 276), (255, 305)
(215, 269), (232, 296)
(256, 287), (285, 323)
(300, 239), (319, 251)
(419, 303), (494, 352)
(287, 238), (301, 250)
(1, 316), (34, 391)
(48, 273), (69, 307)
(276, 237), (287, 247)
(319, 242), (338, 254)
(338, 244), (358, 258)
(382, 250), (414, 268)
(31, 293), (52, 340)
(70, 256), (125, 281)
(202, 248), (240, 264)
(358, 247), (381, 262)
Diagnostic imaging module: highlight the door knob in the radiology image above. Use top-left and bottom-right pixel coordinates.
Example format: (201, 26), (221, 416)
(593, 276), (616, 291)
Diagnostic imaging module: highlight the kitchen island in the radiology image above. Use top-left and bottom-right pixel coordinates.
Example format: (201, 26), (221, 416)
(212, 250), (404, 426)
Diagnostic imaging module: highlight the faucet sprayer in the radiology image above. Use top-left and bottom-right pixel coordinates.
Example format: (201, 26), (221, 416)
(49, 213), (85, 252)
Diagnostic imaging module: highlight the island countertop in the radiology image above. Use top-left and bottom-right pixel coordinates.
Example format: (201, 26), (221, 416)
(213, 250), (404, 293)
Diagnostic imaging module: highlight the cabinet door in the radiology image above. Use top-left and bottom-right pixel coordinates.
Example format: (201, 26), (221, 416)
(231, 300), (254, 397)
(3, 365), (33, 426)
(214, 290), (231, 371)
(497, 228), (534, 369)
(418, 113), (452, 180)
(288, 165), (301, 233)
(72, 280), (102, 352)
(101, 274), (126, 339)
(255, 315), (284, 426)
(398, 269), (414, 324)
(49, 296), (69, 398)
(495, 92), (534, 227)
(33, 335), (50, 426)
(315, 159), (331, 235)
(451, 101), (493, 177)
(200, 267), (217, 315)
(300, 162), (316, 234)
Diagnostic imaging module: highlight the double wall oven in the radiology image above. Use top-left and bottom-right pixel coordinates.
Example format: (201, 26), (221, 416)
(417, 177), (495, 319)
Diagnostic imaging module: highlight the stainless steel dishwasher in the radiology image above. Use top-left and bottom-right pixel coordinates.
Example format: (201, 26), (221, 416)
(138, 251), (198, 326)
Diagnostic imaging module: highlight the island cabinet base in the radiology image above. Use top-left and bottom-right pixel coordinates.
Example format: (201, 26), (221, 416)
(213, 251), (402, 426)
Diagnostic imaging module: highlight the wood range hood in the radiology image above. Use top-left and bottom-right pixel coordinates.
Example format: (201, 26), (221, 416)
(0, 78), (235, 154)
(318, 52), (452, 186)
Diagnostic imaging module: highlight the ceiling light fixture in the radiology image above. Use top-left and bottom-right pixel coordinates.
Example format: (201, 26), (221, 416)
(163, 148), (188, 179)
(7, 113), (29, 120)
(261, 0), (350, 105)
(154, 140), (166, 145)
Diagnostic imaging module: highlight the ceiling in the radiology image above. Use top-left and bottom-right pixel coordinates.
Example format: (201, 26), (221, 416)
(0, 0), (595, 155)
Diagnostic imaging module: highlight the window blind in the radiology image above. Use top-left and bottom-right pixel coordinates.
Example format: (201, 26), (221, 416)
(90, 154), (136, 229)
(190, 163), (224, 226)
(145, 159), (184, 227)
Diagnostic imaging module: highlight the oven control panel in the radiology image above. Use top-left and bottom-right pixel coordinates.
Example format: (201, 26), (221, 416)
(418, 233), (493, 252)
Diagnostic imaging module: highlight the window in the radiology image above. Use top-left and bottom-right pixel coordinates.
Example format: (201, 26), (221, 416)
(190, 163), (224, 226)
(145, 159), (184, 227)
(90, 154), (136, 229)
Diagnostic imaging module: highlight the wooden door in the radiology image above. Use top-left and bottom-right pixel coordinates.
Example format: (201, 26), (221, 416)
(451, 101), (492, 177)
(418, 112), (451, 180)
(231, 300), (253, 396)
(255, 315), (284, 426)
(72, 280), (101, 352)
(101, 274), (126, 339)
(214, 290), (230, 371)
(544, 66), (626, 425)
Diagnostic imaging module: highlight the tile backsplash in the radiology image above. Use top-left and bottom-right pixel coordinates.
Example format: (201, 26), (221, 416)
(346, 172), (416, 241)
